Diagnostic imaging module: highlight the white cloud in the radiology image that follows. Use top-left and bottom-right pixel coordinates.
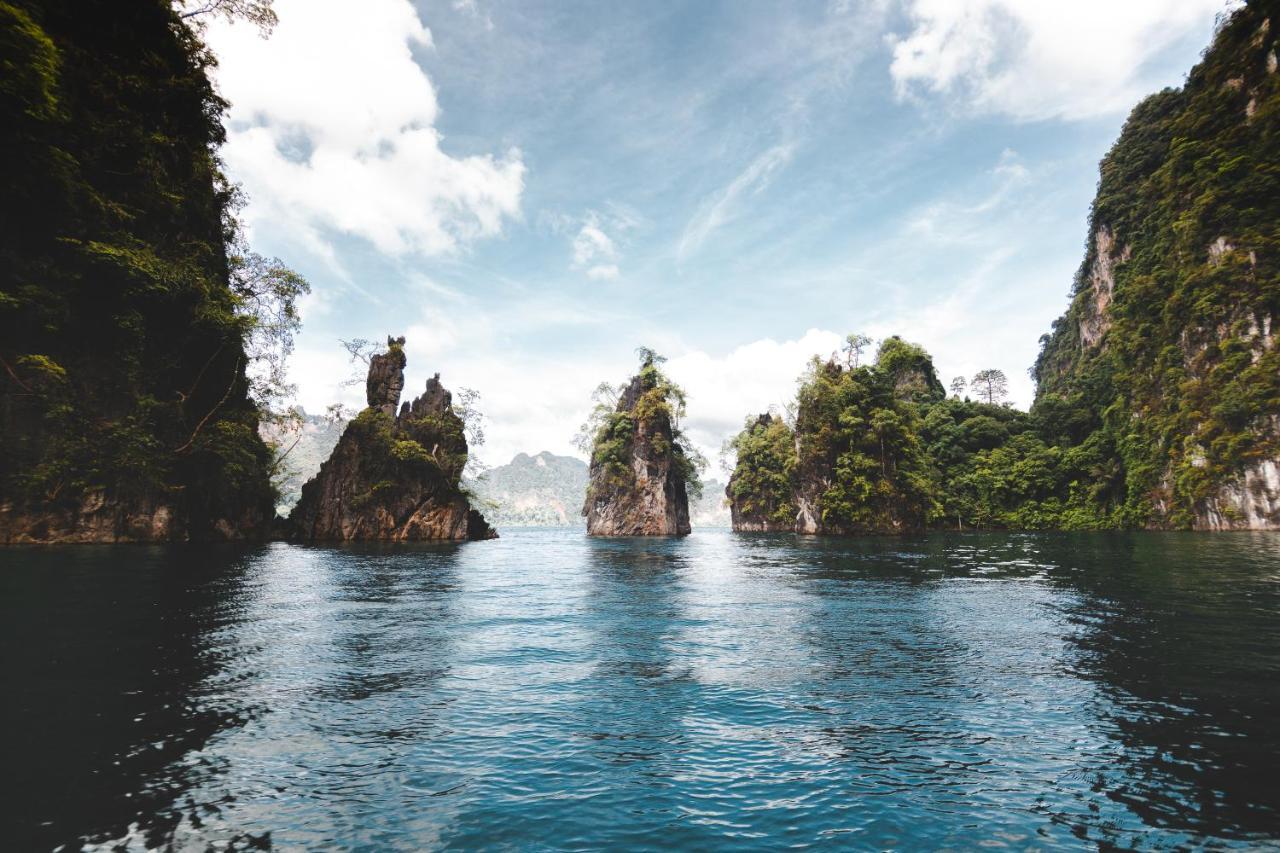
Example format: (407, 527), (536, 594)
(888, 0), (1235, 121)
(585, 264), (620, 281)
(568, 210), (635, 280)
(206, 0), (524, 257)
(571, 216), (619, 279)
(905, 148), (1029, 241)
(678, 143), (795, 261)
(664, 329), (844, 463)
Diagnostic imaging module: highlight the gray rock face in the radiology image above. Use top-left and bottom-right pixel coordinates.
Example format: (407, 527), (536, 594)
(1198, 458), (1280, 529)
(289, 337), (496, 542)
(0, 488), (268, 544)
(1079, 227), (1130, 349)
(584, 373), (691, 536)
(366, 336), (406, 416)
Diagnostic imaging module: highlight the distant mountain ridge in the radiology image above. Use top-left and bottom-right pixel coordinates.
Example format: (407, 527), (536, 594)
(468, 451), (588, 527)
(471, 451), (731, 529)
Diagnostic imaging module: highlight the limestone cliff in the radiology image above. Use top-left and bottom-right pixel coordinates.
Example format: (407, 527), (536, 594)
(582, 358), (693, 536)
(287, 337), (496, 542)
(0, 1), (279, 543)
(1033, 2), (1280, 529)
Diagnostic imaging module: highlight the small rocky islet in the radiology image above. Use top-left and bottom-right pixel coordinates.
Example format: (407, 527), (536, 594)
(285, 337), (496, 542)
(580, 353), (694, 536)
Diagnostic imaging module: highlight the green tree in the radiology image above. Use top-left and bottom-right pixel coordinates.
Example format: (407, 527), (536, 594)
(971, 369), (1009, 405)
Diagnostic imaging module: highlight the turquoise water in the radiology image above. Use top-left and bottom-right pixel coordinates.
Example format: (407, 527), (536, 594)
(3, 530), (1280, 850)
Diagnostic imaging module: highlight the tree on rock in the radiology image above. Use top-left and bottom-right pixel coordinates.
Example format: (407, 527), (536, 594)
(725, 413), (797, 531)
(971, 369), (1009, 406)
(581, 348), (702, 536)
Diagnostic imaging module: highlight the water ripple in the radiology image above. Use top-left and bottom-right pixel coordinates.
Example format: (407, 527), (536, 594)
(2, 531), (1280, 849)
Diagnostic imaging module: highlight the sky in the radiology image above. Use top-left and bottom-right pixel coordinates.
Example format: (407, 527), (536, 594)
(205, 0), (1239, 469)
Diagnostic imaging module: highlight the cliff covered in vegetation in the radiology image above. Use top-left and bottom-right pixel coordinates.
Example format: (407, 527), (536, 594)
(727, 4), (1279, 534)
(581, 350), (697, 536)
(0, 1), (300, 542)
(287, 337), (496, 542)
(1034, 1), (1280, 529)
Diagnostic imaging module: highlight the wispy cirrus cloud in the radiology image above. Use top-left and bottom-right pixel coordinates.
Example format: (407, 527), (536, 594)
(572, 215), (620, 281)
(677, 143), (796, 262)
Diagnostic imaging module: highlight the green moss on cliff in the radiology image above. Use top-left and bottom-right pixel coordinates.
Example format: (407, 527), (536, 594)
(1033, 2), (1280, 527)
(0, 1), (287, 536)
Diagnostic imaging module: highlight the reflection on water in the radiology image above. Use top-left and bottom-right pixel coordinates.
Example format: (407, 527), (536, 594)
(2, 531), (1279, 849)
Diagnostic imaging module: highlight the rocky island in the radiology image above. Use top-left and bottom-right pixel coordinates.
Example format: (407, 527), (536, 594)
(287, 337), (496, 542)
(727, 337), (938, 535)
(724, 5), (1280, 534)
(725, 414), (796, 532)
(581, 350), (697, 536)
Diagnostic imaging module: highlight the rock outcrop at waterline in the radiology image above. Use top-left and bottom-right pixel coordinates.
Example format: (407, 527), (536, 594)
(726, 340), (936, 536)
(583, 359), (692, 536)
(287, 337), (496, 542)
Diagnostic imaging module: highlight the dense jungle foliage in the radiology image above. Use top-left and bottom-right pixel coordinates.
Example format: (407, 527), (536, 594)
(579, 348), (704, 502)
(789, 338), (937, 533)
(725, 414), (797, 527)
(728, 334), (1204, 531)
(1034, 1), (1280, 528)
(0, 1), (303, 536)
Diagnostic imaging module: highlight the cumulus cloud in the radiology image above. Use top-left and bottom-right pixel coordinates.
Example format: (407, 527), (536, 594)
(888, 0), (1235, 121)
(206, 0), (524, 256)
(664, 329), (844, 463)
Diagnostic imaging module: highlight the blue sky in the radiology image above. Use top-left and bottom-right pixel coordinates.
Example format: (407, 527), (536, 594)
(206, 0), (1237, 467)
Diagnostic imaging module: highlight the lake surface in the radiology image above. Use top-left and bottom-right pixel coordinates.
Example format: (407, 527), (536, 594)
(3, 530), (1280, 850)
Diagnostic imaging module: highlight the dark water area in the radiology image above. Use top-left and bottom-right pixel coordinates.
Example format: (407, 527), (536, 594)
(3, 531), (1280, 850)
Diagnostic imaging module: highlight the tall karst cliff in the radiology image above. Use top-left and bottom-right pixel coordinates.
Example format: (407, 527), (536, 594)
(0, 1), (280, 542)
(1034, 1), (1280, 529)
(582, 352), (695, 536)
(288, 337), (497, 542)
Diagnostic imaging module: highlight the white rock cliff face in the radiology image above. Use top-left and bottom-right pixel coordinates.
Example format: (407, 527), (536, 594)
(1079, 226), (1131, 349)
(1199, 458), (1280, 530)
